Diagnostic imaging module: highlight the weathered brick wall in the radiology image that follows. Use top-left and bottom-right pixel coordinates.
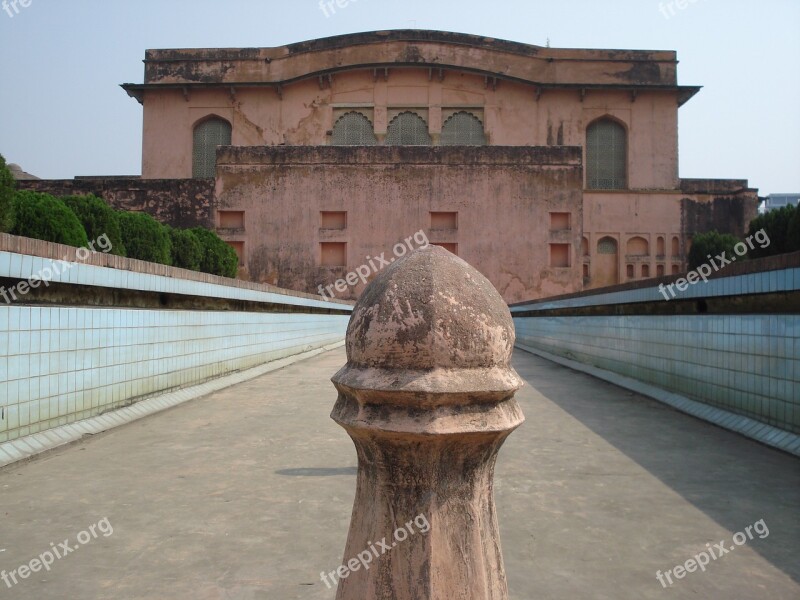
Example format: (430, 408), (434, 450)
(215, 145), (585, 303)
(681, 195), (758, 238)
(17, 178), (216, 229)
(679, 179), (760, 237)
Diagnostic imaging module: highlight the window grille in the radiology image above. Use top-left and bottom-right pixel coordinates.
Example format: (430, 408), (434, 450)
(193, 118), (232, 178)
(586, 119), (627, 189)
(597, 237), (618, 254)
(385, 111), (431, 145)
(331, 112), (378, 145)
(440, 111), (486, 145)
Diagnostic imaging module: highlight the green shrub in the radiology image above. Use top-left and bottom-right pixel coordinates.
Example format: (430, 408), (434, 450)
(62, 194), (126, 256)
(118, 211), (172, 265)
(787, 206), (800, 254)
(0, 155), (16, 233)
(687, 230), (740, 271)
(169, 227), (204, 271)
(191, 227), (239, 278)
(11, 191), (89, 247)
(748, 205), (797, 258)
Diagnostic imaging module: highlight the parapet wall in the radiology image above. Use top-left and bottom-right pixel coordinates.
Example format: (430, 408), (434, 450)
(0, 234), (352, 445)
(17, 178), (216, 229)
(511, 252), (800, 453)
(216, 145), (585, 303)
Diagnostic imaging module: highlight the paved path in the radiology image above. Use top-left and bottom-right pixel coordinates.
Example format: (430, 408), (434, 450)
(0, 347), (798, 599)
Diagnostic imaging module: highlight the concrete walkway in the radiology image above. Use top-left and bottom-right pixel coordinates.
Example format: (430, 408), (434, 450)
(0, 347), (798, 599)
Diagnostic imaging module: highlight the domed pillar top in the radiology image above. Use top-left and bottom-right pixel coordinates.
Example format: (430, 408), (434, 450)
(329, 246), (524, 599)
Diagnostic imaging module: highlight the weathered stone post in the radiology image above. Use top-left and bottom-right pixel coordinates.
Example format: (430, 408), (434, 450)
(330, 245), (524, 599)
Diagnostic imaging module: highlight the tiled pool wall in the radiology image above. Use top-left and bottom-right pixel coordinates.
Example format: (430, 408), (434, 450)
(514, 315), (798, 433)
(512, 266), (800, 435)
(0, 308), (349, 443)
(0, 240), (352, 444)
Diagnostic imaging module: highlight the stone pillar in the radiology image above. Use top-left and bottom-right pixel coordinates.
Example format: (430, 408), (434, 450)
(331, 245), (524, 599)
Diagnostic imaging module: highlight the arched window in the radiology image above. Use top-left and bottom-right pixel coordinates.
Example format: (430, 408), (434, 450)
(385, 112), (431, 145)
(586, 118), (627, 190)
(331, 112), (377, 146)
(440, 111), (486, 146)
(597, 237), (618, 254)
(193, 117), (231, 178)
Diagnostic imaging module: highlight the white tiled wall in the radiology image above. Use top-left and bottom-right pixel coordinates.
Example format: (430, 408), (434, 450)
(0, 250), (340, 310)
(511, 268), (800, 312)
(514, 314), (799, 434)
(0, 306), (349, 443)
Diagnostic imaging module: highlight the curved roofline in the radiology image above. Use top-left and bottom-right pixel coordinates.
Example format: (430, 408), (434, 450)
(142, 29), (677, 63)
(283, 30), (675, 60)
(285, 30), (546, 57)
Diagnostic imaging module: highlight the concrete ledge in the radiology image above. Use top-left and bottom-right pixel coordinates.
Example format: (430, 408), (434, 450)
(515, 342), (800, 458)
(0, 341), (344, 469)
(218, 145), (582, 167)
(0, 233), (354, 310)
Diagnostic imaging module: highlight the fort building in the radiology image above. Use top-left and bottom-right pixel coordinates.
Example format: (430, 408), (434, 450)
(20, 30), (758, 302)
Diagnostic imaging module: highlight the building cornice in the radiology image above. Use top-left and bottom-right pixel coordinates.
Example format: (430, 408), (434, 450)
(121, 30), (699, 106)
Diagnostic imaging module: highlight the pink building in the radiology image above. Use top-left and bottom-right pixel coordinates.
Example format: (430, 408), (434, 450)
(28, 30), (759, 302)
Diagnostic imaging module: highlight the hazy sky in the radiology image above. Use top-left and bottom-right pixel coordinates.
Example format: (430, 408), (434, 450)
(0, 0), (798, 195)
